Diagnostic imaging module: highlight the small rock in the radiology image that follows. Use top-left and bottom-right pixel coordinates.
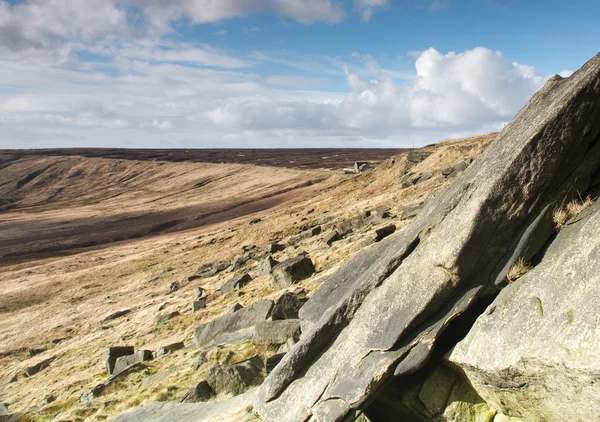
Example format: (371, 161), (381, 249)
(28, 345), (48, 357)
(105, 346), (134, 374)
(167, 282), (179, 294)
(324, 230), (341, 247)
(289, 226), (322, 244)
(156, 311), (180, 325)
(220, 274), (252, 294)
(374, 224), (396, 242)
(258, 255), (279, 275)
(249, 218), (262, 225)
(192, 298), (207, 312)
(416, 171), (433, 184)
(101, 309), (131, 323)
(205, 365), (247, 397)
(266, 243), (285, 253)
(226, 303), (244, 314)
(270, 255), (315, 289)
(241, 245), (256, 253)
(180, 380), (214, 403)
(193, 287), (205, 300)
(25, 356), (56, 377)
(154, 341), (185, 359)
(271, 293), (306, 320)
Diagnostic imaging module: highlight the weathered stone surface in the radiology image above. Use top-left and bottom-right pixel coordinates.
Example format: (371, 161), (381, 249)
(154, 341), (184, 358)
(193, 287), (204, 300)
(156, 311), (180, 325)
(374, 224), (396, 242)
(271, 293), (306, 321)
(225, 303), (243, 314)
(101, 309), (131, 323)
(449, 201), (600, 422)
(194, 299), (273, 348)
(113, 350), (153, 375)
(258, 255), (279, 275)
(253, 320), (301, 345)
(398, 203), (424, 220)
(220, 273), (252, 294)
(205, 364), (248, 396)
(105, 346), (134, 374)
(111, 388), (257, 422)
(270, 255), (315, 289)
(266, 353), (286, 374)
(180, 380), (214, 403)
(255, 55), (600, 422)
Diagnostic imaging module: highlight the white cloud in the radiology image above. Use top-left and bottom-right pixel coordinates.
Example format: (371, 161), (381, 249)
(153, 119), (173, 130)
(355, 0), (389, 22)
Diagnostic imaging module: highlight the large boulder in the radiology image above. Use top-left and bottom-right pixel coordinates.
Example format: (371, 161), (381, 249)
(270, 255), (315, 289)
(220, 273), (252, 294)
(449, 201), (600, 421)
(194, 299), (273, 348)
(105, 346), (134, 375)
(271, 293), (306, 320)
(252, 320), (301, 345)
(180, 380), (214, 403)
(254, 54), (600, 422)
(206, 355), (264, 397)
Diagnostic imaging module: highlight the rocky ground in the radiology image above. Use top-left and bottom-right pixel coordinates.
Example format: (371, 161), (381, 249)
(0, 136), (492, 421)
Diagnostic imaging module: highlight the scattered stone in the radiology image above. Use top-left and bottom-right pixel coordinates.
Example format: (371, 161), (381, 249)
(205, 365), (248, 397)
(113, 350), (152, 375)
(270, 255), (315, 289)
(154, 341), (185, 359)
(242, 245), (256, 253)
(51, 337), (68, 345)
(193, 287), (205, 300)
(401, 172), (419, 188)
(187, 274), (203, 282)
(180, 380), (214, 403)
(167, 282), (179, 294)
(324, 230), (341, 247)
(415, 171), (433, 184)
(374, 224), (396, 242)
(220, 273), (252, 294)
(192, 298), (207, 312)
(249, 218), (262, 225)
(258, 255), (279, 275)
(372, 206), (391, 219)
(156, 311), (180, 325)
(271, 294), (306, 321)
(101, 309), (131, 323)
(28, 345), (48, 357)
(25, 356), (56, 377)
(194, 300), (273, 348)
(253, 320), (301, 345)
(289, 226), (322, 244)
(105, 346), (134, 375)
(205, 262), (230, 277)
(266, 353), (286, 374)
(266, 243), (285, 253)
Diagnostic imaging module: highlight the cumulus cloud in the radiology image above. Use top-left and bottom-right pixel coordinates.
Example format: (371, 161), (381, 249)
(208, 47), (546, 139)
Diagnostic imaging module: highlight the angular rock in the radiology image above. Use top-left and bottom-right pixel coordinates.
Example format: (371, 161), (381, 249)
(28, 345), (47, 357)
(401, 172), (419, 188)
(249, 218), (262, 225)
(225, 303), (244, 314)
(205, 365), (247, 397)
(255, 55), (600, 422)
(374, 224), (396, 242)
(194, 299), (273, 348)
(156, 311), (180, 325)
(266, 243), (285, 253)
(180, 380), (214, 403)
(323, 230), (341, 247)
(205, 261), (230, 277)
(105, 346), (134, 374)
(154, 341), (185, 359)
(193, 287), (204, 300)
(258, 255), (279, 275)
(270, 255), (315, 289)
(271, 293), (306, 321)
(449, 201), (600, 422)
(24, 356), (55, 377)
(415, 171), (432, 184)
(220, 273), (252, 294)
(288, 226), (322, 244)
(113, 350), (153, 375)
(192, 298), (206, 312)
(253, 320), (301, 345)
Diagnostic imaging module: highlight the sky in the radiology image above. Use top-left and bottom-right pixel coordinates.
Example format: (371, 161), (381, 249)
(0, 0), (599, 149)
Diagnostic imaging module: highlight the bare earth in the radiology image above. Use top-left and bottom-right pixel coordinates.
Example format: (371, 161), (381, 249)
(0, 137), (495, 421)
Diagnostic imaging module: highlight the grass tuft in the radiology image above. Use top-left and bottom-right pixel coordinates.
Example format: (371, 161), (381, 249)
(554, 196), (593, 229)
(507, 258), (531, 283)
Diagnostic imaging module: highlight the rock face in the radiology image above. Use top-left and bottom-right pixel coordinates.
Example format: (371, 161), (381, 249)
(449, 202), (600, 422)
(253, 320), (301, 345)
(271, 293), (306, 320)
(270, 255), (315, 289)
(194, 299), (273, 348)
(105, 346), (134, 375)
(254, 55), (600, 422)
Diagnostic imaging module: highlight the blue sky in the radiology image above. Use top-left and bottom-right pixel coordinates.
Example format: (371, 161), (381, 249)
(0, 0), (598, 148)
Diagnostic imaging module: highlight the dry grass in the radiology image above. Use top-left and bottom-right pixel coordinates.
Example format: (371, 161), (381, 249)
(506, 258), (532, 283)
(554, 196), (594, 229)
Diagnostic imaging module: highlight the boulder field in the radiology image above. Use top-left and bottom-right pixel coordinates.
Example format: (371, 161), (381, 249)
(113, 53), (600, 422)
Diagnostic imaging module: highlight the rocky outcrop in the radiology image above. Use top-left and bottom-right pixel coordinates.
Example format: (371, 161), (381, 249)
(254, 54), (600, 421)
(449, 201), (600, 421)
(105, 346), (134, 374)
(253, 320), (301, 345)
